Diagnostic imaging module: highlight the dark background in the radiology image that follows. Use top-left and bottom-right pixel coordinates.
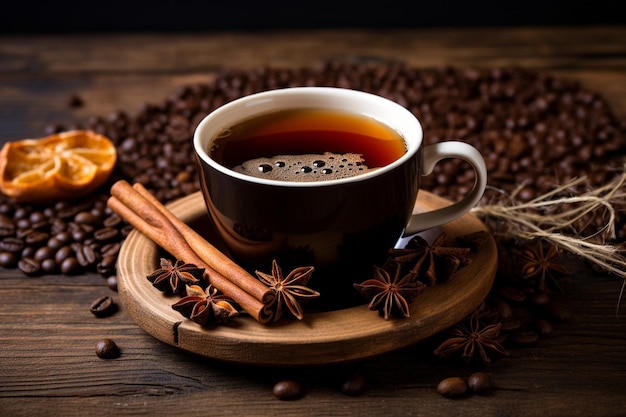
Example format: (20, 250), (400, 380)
(1, 0), (624, 33)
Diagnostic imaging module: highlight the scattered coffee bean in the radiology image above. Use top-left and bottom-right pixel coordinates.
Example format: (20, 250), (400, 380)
(89, 295), (116, 317)
(491, 298), (513, 320)
(272, 379), (304, 400)
(106, 275), (118, 292)
(67, 93), (84, 108)
(534, 318), (554, 337)
(437, 377), (468, 398)
(543, 301), (572, 322)
(511, 329), (540, 346)
(95, 338), (120, 359)
(467, 372), (491, 393)
(341, 372), (367, 397)
(500, 318), (523, 332)
(529, 291), (551, 306)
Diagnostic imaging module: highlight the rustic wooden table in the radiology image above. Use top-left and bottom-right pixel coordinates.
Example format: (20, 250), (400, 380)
(1, 26), (626, 416)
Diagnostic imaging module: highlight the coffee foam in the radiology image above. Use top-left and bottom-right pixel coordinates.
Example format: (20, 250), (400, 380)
(233, 152), (371, 182)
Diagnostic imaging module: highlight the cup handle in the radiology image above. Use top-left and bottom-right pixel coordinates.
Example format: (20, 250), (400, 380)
(404, 141), (487, 236)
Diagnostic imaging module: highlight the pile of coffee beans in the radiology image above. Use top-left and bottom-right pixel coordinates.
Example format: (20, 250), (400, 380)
(0, 194), (131, 279)
(1, 60), (625, 282)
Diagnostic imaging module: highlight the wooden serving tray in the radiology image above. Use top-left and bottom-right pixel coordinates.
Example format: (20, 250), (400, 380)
(117, 191), (497, 366)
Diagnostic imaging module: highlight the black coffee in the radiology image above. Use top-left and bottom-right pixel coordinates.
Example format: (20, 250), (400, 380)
(210, 108), (406, 182)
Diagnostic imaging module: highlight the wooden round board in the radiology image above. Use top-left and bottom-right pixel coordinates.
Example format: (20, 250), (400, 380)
(117, 191), (497, 366)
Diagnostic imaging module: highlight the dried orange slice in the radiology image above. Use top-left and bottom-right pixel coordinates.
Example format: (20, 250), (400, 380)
(0, 130), (117, 203)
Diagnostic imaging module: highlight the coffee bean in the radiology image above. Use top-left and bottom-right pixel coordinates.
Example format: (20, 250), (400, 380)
(15, 219), (31, 230)
(511, 329), (540, 346)
(0, 251), (17, 268)
(543, 301), (572, 322)
(0, 214), (16, 237)
(106, 275), (118, 292)
(97, 255), (116, 277)
(70, 228), (89, 242)
(491, 298), (513, 320)
(60, 257), (82, 275)
(95, 338), (120, 359)
(437, 377), (468, 398)
(18, 257), (41, 276)
(120, 224), (134, 238)
(29, 210), (46, 224)
(90, 295), (116, 317)
(0, 237), (25, 253)
(272, 380), (304, 400)
(13, 207), (29, 220)
(100, 243), (121, 258)
(74, 244), (100, 267)
(529, 291), (551, 306)
(74, 211), (100, 226)
(21, 246), (36, 259)
(500, 319), (523, 332)
(55, 246), (74, 264)
(467, 372), (491, 393)
(534, 318), (554, 337)
(68, 93), (84, 108)
(53, 231), (73, 246)
(34, 246), (54, 262)
(50, 218), (67, 235)
(341, 372), (367, 397)
(103, 214), (122, 228)
(93, 227), (119, 242)
(24, 230), (49, 246)
(41, 258), (58, 274)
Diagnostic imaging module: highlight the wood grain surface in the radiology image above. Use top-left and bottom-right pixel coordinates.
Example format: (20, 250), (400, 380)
(1, 26), (626, 417)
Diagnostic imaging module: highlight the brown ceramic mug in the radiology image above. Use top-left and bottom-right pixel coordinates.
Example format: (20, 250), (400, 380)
(193, 87), (487, 301)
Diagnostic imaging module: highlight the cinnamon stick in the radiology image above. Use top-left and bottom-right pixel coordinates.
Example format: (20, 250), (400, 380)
(131, 182), (274, 304)
(108, 180), (273, 323)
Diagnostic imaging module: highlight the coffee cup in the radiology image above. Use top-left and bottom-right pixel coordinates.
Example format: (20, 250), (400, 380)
(193, 87), (486, 300)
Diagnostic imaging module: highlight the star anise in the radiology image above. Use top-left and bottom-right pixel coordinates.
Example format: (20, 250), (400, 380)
(255, 260), (320, 322)
(389, 233), (471, 286)
(519, 242), (569, 293)
(434, 312), (509, 365)
(172, 284), (238, 325)
(354, 262), (426, 320)
(146, 258), (204, 294)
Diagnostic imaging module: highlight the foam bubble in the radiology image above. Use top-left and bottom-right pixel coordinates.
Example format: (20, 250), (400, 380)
(233, 152), (370, 182)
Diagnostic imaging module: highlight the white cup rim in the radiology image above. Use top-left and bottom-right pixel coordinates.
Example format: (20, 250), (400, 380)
(193, 86), (423, 187)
